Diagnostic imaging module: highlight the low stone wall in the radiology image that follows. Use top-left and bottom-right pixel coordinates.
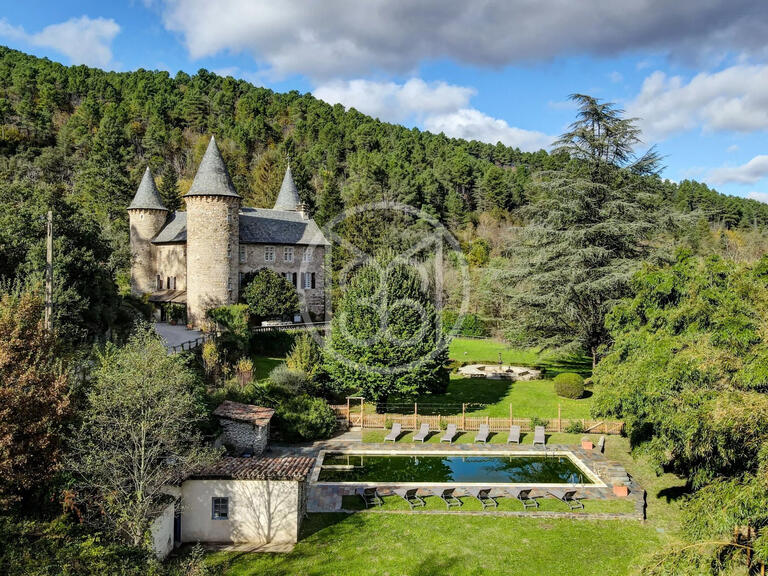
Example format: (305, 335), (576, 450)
(220, 419), (269, 456)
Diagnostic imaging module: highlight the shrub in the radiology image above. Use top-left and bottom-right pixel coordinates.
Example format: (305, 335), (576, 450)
(441, 310), (490, 337)
(286, 333), (323, 380)
(167, 303), (186, 323)
(206, 305), (251, 359)
(553, 372), (585, 399)
(269, 364), (309, 393)
(274, 395), (337, 441)
(530, 416), (549, 428)
(565, 420), (586, 434)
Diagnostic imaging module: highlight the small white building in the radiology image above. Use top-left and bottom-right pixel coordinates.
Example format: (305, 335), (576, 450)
(153, 455), (315, 557)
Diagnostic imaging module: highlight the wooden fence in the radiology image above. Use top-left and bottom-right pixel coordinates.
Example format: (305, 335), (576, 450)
(329, 404), (623, 435)
(251, 321), (330, 334)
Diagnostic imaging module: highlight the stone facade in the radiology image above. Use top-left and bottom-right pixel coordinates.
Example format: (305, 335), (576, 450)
(186, 195), (241, 326)
(128, 208), (168, 294)
(128, 137), (329, 327)
(219, 418), (270, 456)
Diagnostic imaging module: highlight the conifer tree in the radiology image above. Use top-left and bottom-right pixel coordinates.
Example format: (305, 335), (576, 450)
(158, 162), (181, 212)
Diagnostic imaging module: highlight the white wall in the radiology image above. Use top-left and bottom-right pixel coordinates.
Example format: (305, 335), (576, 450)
(150, 502), (175, 560)
(181, 479), (301, 544)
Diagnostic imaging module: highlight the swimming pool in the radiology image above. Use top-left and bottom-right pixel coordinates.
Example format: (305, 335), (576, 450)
(317, 452), (594, 484)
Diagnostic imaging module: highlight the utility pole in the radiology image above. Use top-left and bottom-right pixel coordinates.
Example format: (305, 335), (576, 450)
(44, 210), (53, 333)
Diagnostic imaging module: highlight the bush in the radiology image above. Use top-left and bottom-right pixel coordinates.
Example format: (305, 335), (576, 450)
(530, 416), (549, 428)
(553, 372), (585, 399)
(565, 420), (586, 434)
(274, 395), (337, 441)
(206, 305), (251, 359)
(441, 310), (490, 337)
(269, 364), (309, 393)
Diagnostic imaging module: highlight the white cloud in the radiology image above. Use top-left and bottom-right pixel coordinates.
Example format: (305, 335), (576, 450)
(313, 78), (551, 151)
(0, 16), (120, 67)
(709, 155), (768, 185)
(609, 71), (624, 83)
(159, 0), (768, 79)
(424, 109), (553, 151)
(747, 191), (768, 204)
(627, 65), (768, 142)
(314, 78), (474, 123)
(727, 144), (740, 152)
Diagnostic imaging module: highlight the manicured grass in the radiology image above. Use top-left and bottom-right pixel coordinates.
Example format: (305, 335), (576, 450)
(250, 356), (284, 381)
(384, 375), (593, 418)
(340, 494), (636, 514)
(207, 513), (660, 576)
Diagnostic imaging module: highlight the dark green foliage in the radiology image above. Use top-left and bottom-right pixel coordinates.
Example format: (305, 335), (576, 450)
(565, 420), (586, 434)
(593, 253), (768, 488)
(158, 163), (181, 213)
(553, 372), (585, 399)
(273, 395), (337, 441)
(206, 304), (251, 358)
(324, 253), (450, 405)
(441, 310), (489, 337)
(506, 95), (661, 367)
(241, 268), (299, 323)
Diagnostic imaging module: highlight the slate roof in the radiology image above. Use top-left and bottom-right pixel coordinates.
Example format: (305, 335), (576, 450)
(214, 400), (275, 426)
(128, 167), (167, 211)
(184, 136), (241, 199)
(273, 165), (301, 210)
(189, 456), (316, 481)
(151, 208), (330, 246)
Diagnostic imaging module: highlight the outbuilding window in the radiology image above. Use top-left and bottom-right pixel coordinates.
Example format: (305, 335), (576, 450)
(212, 497), (229, 520)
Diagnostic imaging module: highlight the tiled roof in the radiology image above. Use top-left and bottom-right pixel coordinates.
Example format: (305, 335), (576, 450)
(190, 456), (316, 481)
(184, 136), (241, 199)
(128, 167), (167, 211)
(273, 165), (301, 210)
(214, 400), (275, 425)
(151, 208), (330, 246)
(239, 208), (330, 246)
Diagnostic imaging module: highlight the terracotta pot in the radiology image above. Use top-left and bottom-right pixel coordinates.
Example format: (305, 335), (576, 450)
(581, 440), (594, 450)
(613, 485), (630, 497)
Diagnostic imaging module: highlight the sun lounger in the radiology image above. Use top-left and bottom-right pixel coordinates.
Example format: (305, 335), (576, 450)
(547, 488), (583, 510)
(533, 426), (546, 446)
(505, 487), (539, 509)
(475, 423), (490, 443)
(440, 423), (458, 444)
(596, 435), (605, 454)
(384, 422), (402, 442)
(507, 425), (521, 443)
(413, 423), (430, 442)
(467, 487), (498, 509)
(394, 488), (426, 510)
(437, 487), (462, 509)
(358, 487), (383, 509)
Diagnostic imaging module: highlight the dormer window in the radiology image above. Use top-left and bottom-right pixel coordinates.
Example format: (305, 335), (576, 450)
(303, 248), (313, 262)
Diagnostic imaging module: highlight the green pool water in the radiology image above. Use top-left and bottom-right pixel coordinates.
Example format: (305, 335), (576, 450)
(317, 453), (592, 484)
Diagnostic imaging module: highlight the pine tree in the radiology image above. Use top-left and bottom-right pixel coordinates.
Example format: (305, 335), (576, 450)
(505, 94), (661, 368)
(159, 162), (181, 212)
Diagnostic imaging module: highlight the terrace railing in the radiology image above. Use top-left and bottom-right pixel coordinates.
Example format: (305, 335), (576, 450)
(251, 321), (330, 334)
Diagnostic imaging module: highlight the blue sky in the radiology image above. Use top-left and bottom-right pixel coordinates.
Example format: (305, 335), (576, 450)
(2, 1), (768, 201)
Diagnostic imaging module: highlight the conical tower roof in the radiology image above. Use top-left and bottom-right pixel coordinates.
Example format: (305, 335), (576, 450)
(273, 164), (301, 210)
(128, 167), (167, 211)
(184, 136), (241, 199)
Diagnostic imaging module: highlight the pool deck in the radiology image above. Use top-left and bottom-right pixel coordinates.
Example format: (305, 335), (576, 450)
(278, 440), (645, 520)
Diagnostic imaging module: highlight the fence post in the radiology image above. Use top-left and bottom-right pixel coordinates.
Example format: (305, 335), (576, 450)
(509, 404), (512, 428)
(346, 397), (350, 427)
(414, 403), (418, 430)
(462, 404), (466, 430)
(360, 397), (364, 429)
(558, 404), (561, 433)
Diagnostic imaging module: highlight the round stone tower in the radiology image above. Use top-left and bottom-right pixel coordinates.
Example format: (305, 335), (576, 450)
(184, 136), (241, 327)
(128, 167), (167, 295)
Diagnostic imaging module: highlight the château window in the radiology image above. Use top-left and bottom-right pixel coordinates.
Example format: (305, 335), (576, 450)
(239, 245), (246, 263)
(284, 246), (294, 262)
(264, 246), (275, 262)
(227, 244), (232, 260)
(227, 277), (233, 291)
(303, 248), (313, 262)
(211, 497), (229, 520)
(302, 272), (314, 289)
(172, 276), (177, 290)
(166, 276), (171, 289)
(156, 275), (162, 290)
(311, 272), (316, 289)
(292, 272), (297, 287)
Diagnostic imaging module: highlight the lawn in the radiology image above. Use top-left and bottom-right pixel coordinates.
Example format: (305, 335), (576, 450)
(204, 435), (684, 576)
(384, 375), (594, 419)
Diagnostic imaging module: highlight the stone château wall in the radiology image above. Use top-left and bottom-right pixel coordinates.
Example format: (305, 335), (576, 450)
(128, 208), (168, 295)
(186, 196), (240, 326)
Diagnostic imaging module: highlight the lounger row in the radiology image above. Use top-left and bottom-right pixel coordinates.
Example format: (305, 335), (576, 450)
(384, 423), (548, 445)
(358, 487), (584, 510)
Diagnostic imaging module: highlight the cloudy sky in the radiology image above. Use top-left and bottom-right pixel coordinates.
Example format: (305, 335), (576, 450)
(2, 1), (768, 201)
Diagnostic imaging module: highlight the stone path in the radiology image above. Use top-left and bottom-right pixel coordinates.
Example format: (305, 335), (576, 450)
(154, 321), (202, 351)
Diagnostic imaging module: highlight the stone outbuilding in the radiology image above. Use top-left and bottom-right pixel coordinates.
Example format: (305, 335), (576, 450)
(214, 400), (275, 456)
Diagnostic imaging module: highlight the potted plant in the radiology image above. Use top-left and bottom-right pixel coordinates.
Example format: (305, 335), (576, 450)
(236, 357), (254, 387)
(167, 303), (185, 326)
